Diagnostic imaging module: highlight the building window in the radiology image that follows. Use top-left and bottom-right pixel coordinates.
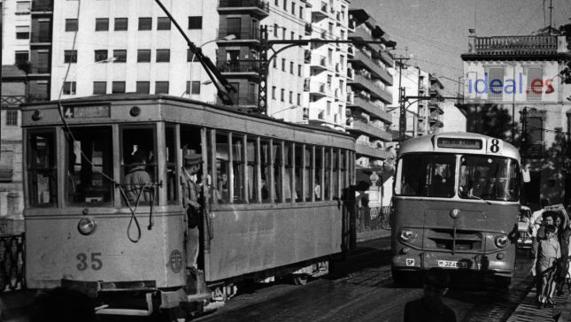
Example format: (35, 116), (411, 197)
(138, 17), (152, 30)
(113, 49), (127, 63)
(289, 91), (293, 104)
(188, 16), (202, 29)
(186, 81), (201, 95)
(95, 18), (109, 31)
(94, 50), (108, 62)
(281, 58), (286, 71)
(291, 31), (295, 40)
(16, 1), (31, 14)
(298, 64), (302, 77)
(65, 19), (78, 32)
(527, 67), (543, 101)
(114, 18), (128, 31)
(297, 93), (301, 105)
(272, 86), (276, 100)
(274, 23), (278, 37)
(93, 81), (106, 95)
(155, 81), (169, 94)
(280, 88), (285, 102)
(283, 0), (287, 10)
(112, 81), (126, 94)
(290, 61), (294, 74)
(64, 50), (77, 63)
(6, 111), (18, 126)
(63, 81), (76, 95)
(299, 7), (303, 19)
(136, 81), (150, 94)
(16, 26), (30, 39)
(187, 49), (196, 62)
(156, 49), (170, 62)
(485, 67), (505, 101)
(137, 49), (151, 63)
(157, 17), (171, 30)
(282, 27), (286, 39)
(291, 3), (295, 15)
(274, 0), (278, 5)
(273, 56), (278, 69)
(15, 51), (29, 65)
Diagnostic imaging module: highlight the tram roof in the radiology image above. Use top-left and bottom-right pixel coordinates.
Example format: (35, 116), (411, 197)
(398, 132), (521, 161)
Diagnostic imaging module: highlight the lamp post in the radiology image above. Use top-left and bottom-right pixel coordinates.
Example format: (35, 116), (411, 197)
(269, 105), (297, 118)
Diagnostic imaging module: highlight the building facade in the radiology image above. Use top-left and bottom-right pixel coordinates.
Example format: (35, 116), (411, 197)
(461, 31), (571, 206)
(346, 8), (394, 169)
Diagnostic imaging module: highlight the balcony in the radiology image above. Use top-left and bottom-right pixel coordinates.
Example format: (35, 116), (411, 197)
(334, 88), (342, 101)
(310, 55), (328, 72)
(347, 95), (392, 123)
(304, 49), (311, 63)
(463, 35), (561, 60)
(335, 63), (342, 76)
(347, 45), (355, 58)
(349, 118), (392, 141)
(348, 26), (370, 42)
(429, 117), (444, 128)
(346, 67), (354, 80)
(349, 73), (393, 104)
(312, 1), (328, 20)
(428, 101), (444, 114)
(350, 50), (393, 85)
(346, 92), (354, 104)
(309, 81), (327, 98)
(217, 60), (260, 78)
(218, 30), (261, 43)
(355, 143), (388, 160)
(218, 0), (270, 18)
(377, 50), (394, 67)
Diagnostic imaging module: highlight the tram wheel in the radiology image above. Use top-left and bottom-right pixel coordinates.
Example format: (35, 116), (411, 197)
(293, 274), (309, 286)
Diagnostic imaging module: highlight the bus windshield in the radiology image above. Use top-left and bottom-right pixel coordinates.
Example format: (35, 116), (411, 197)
(459, 155), (519, 202)
(396, 154), (456, 198)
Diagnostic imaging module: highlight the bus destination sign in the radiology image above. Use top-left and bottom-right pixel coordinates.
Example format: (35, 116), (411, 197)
(63, 104), (110, 118)
(437, 137), (483, 150)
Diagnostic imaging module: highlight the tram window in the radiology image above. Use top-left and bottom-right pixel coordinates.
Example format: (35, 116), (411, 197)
(396, 154), (455, 198)
(459, 156), (520, 202)
(340, 150), (346, 194)
(315, 147), (323, 201)
(180, 125), (204, 203)
(260, 140), (272, 203)
(324, 149), (331, 200)
(247, 138), (258, 203)
(215, 132), (230, 204)
(65, 127), (113, 205)
(121, 127), (157, 205)
(274, 142), (283, 202)
(332, 149), (339, 199)
(304, 145), (312, 202)
(166, 126), (177, 203)
(284, 143), (295, 202)
(28, 131), (56, 207)
(232, 135), (246, 203)
(294, 144), (303, 202)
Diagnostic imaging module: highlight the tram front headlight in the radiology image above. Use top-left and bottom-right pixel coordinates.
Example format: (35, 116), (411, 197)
(495, 235), (509, 248)
(78, 216), (97, 236)
(400, 230), (417, 243)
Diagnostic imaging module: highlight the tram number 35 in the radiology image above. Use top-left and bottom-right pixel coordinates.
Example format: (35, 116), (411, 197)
(76, 252), (103, 271)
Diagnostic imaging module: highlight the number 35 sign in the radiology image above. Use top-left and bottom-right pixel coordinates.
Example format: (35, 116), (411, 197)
(487, 138), (502, 154)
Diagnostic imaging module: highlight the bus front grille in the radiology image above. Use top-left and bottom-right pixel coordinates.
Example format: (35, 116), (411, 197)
(427, 229), (483, 251)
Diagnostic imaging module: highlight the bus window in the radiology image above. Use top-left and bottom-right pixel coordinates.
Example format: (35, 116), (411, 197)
(28, 131), (56, 207)
(215, 132), (230, 204)
(396, 154), (455, 198)
(122, 127), (157, 205)
(261, 140), (271, 203)
(459, 156), (520, 202)
(232, 134), (246, 203)
(165, 126), (177, 203)
(65, 127), (113, 205)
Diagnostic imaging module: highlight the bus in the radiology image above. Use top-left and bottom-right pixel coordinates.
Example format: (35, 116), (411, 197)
(391, 132), (521, 287)
(21, 94), (356, 318)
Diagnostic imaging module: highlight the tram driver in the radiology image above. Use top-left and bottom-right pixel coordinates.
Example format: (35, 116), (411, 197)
(181, 150), (202, 271)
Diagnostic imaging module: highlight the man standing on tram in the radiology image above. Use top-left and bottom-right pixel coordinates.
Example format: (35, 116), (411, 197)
(181, 150), (203, 272)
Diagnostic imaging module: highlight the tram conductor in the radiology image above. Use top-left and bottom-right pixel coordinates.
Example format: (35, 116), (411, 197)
(181, 150), (202, 271)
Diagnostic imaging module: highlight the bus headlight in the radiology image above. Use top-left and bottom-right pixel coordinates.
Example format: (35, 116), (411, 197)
(78, 217), (97, 236)
(495, 235), (509, 248)
(400, 230), (417, 243)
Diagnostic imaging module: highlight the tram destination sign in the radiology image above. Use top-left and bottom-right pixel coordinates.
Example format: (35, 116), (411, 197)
(437, 137), (483, 150)
(63, 104), (111, 118)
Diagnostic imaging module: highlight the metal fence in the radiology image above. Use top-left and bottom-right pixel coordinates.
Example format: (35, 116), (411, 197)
(0, 234), (25, 292)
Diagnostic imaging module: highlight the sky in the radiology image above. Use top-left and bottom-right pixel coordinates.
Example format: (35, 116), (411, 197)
(352, 0), (571, 96)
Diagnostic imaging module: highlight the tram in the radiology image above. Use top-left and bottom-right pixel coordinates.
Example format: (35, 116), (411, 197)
(21, 94), (356, 317)
(391, 132), (521, 287)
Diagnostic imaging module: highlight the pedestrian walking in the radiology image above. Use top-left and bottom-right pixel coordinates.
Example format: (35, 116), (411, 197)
(535, 224), (561, 308)
(403, 268), (456, 322)
(556, 210), (571, 295)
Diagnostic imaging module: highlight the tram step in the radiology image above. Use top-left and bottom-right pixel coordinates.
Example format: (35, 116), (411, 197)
(95, 292), (154, 316)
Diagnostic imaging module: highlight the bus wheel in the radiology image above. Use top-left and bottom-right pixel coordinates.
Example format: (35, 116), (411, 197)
(293, 274), (309, 286)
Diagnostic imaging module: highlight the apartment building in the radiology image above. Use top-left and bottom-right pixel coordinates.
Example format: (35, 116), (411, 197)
(460, 30), (571, 206)
(304, 0), (349, 130)
(346, 9), (394, 168)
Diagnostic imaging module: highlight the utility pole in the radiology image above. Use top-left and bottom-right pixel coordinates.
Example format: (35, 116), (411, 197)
(395, 56), (410, 141)
(520, 107), (528, 163)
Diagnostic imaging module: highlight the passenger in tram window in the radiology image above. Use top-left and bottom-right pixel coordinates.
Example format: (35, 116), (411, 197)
(217, 173), (229, 203)
(314, 182), (321, 201)
(181, 150), (202, 270)
(124, 149), (152, 205)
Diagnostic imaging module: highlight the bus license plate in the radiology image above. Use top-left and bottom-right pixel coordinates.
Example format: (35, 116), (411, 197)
(437, 260), (459, 268)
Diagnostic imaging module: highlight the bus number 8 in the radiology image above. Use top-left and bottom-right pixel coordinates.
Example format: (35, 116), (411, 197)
(76, 252), (103, 271)
(490, 139), (500, 153)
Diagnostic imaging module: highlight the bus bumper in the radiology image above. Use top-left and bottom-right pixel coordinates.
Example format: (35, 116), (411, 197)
(391, 251), (513, 276)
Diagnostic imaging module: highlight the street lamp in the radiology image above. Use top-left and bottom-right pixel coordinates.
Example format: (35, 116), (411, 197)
(183, 34), (237, 96)
(269, 105), (297, 118)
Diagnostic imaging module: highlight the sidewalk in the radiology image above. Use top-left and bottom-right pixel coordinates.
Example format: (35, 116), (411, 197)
(507, 286), (571, 322)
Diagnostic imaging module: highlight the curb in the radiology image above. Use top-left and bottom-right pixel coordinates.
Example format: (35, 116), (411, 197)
(506, 286), (570, 322)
